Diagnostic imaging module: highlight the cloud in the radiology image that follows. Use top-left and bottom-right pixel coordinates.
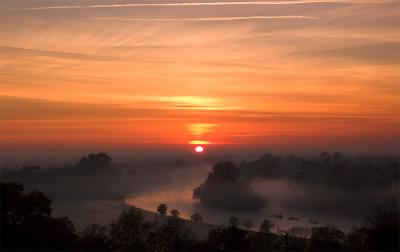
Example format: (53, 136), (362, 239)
(93, 16), (316, 22)
(294, 42), (400, 64)
(21, 0), (393, 10)
(0, 45), (123, 62)
(0, 96), (168, 120)
(188, 123), (218, 137)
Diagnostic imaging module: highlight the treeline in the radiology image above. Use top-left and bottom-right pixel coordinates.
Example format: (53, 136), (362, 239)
(238, 152), (399, 189)
(0, 153), (190, 202)
(1, 182), (399, 251)
(193, 153), (399, 216)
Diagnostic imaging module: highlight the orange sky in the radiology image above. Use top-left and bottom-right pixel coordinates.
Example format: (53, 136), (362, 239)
(0, 0), (399, 153)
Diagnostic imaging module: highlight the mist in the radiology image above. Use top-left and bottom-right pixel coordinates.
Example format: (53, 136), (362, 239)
(1, 151), (398, 232)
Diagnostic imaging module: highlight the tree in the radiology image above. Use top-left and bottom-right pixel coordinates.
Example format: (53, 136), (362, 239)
(309, 225), (345, 251)
(171, 209), (180, 218)
(0, 182), (78, 251)
(228, 216), (240, 227)
(288, 226), (311, 239)
(365, 209), (399, 251)
(209, 161), (240, 182)
(344, 209), (399, 251)
(287, 227), (311, 251)
(346, 227), (370, 251)
(146, 213), (194, 251)
(190, 212), (203, 222)
(205, 228), (224, 250)
(243, 219), (254, 230)
(110, 207), (149, 250)
(205, 226), (249, 251)
(259, 219), (274, 251)
(157, 203), (167, 215)
(80, 224), (111, 251)
(193, 161), (267, 212)
(260, 219), (274, 233)
(78, 152), (113, 174)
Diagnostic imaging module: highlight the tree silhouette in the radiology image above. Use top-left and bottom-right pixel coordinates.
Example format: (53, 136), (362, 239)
(193, 161), (267, 212)
(258, 219), (275, 251)
(228, 216), (240, 227)
(80, 224), (111, 251)
(110, 207), (149, 250)
(147, 212), (194, 251)
(157, 203), (167, 215)
(346, 227), (370, 251)
(363, 209), (399, 251)
(243, 219), (254, 230)
(190, 212), (203, 222)
(260, 219), (274, 233)
(205, 228), (225, 250)
(286, 227), (311, 251)
(170, 209), (180, 218)
(309, 225), (345, 251)
(0, 182), (78, 250)
(205, 226), (250, 251)
(208, 161), (240, 182)
(78, 152), (113, 174)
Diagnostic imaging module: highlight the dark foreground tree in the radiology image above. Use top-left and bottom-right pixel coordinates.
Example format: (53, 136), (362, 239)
(0, 182), (78, 251)
(80, 224), (111, 251)
(146, 214), (196, 251)
(110, 207), (149, 250)
(205, 226), (250, 251)
(366, 209), (399, 251)
(346, 209), (400, 251)
(309, 225), (345, 251)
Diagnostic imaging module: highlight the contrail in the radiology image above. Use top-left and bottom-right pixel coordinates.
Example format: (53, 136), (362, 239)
(23, 0), (392, 10)
(93, 16), (316, 22)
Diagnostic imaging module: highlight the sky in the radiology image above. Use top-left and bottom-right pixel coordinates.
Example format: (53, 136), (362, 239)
(0, 0), (399, 154)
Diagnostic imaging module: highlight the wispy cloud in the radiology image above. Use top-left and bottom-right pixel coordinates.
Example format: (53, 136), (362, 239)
(93, 16), (316, 22)
(188, 123), (218, 137)
(0, 45), (123, 61)
(22, 0), (392, 10)
(293, 42), (400, 64)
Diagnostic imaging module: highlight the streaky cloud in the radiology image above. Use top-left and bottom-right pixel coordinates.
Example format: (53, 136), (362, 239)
(93, 16), (316, 22)
(0, 45), (123, 62)
(22, 0), (394, 10)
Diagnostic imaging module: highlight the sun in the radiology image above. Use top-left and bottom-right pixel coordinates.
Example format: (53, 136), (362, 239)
(194, 145), (204, 153)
